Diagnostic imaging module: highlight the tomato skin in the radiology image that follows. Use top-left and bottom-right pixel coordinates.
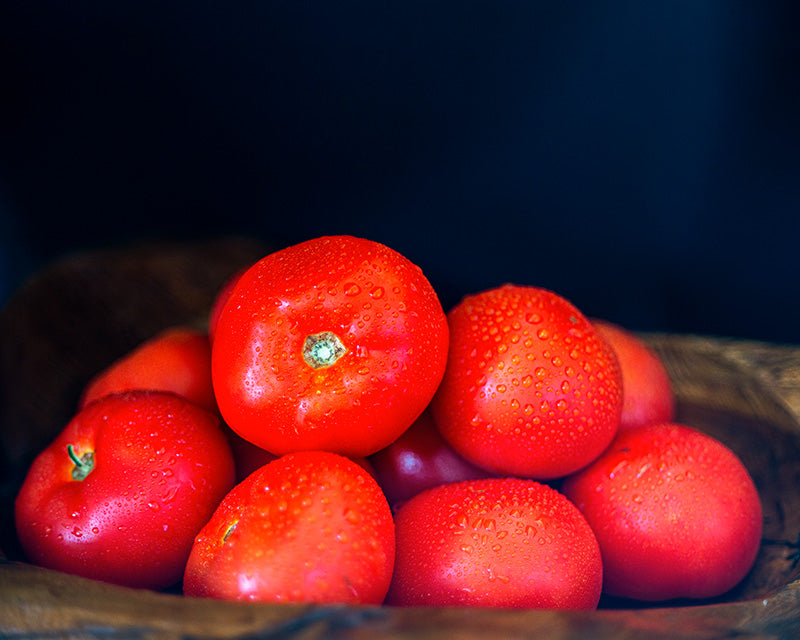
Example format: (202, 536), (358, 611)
(208, 266), (247, 345)
(386, 477), (603, 609)
(183, 450), (395, 605)
(369, 408), (493, 507)
(14, 390), (235, 590)
(592, 319), (675, 430)
(432, 284), (623, 479)
(223, 423), (376, 484)
(211, 235), (449, 458)
(561, 422), (763, 601)
(79, 326), (217, 415)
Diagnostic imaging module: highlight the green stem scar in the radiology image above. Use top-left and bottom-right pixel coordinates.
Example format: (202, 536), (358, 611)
(68, 444), (95, 481)
(223, 521), (238, 544)
(303, 331), (347, 369)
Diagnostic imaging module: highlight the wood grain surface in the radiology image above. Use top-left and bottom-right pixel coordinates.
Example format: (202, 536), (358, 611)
(1, 238), (799, 639)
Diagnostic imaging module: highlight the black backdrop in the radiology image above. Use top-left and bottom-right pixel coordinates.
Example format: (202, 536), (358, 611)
(1, 2), (799, 343)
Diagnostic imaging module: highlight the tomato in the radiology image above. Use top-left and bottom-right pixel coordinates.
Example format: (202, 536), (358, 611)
(14, 390), (235, 590)
(561, 422), (763, 601)
(208, 266), (247, 345)
(211, 235), (449, 457)
(592, 319), (674, 430)
(369, 408), (493, 508)
(385, 477), (603, 609)
(431, 284), (623, 479)
(223, 423), (376, 484)
(79, 326), (217, 415)
(183, 450), (395, 604)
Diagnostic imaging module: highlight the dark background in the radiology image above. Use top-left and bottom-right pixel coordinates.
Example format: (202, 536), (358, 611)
(1, 2), (798, 343)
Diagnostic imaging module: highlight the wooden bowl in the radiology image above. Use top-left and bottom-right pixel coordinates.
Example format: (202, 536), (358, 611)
(1, 238), (799, 638)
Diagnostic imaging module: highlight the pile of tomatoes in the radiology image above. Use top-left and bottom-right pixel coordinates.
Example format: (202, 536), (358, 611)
(14, 235), (763, 609)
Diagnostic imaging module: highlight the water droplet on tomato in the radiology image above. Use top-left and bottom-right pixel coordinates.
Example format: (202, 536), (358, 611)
(540, 400), (550, 412)
(344, 283), (361, 296)
(344, 508), (360, 524)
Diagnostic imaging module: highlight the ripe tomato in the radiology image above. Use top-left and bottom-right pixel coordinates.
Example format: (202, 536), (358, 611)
(432, 284), (623, 479)
(369, 408), (493, 508)
(183, 450), (395, 604)
(592, 319), (674, 430)
(211, 235), (449, 457)
(208, 266), (247, 345)
(79, 326), (217, 415)
(223, 423), (376, 484)
(385, 477), (603, 609)
(14, 390), (235, 590)
(561, 422), (763, 601)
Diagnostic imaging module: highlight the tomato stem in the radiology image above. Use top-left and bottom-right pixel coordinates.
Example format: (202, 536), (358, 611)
(68, 444), (95, 481)
(303, 331), (347, 369)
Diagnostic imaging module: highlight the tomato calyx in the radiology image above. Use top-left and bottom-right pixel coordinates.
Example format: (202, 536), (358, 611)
(303, 332), (347, 369)
(67, 444), (95, 481)
(222, 521), (238, 544)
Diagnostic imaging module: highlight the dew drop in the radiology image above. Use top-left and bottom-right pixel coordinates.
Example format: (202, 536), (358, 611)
(521, 375), (533, 387)
(539, 400), (550, 412)
(344, 508), (360, 524)
(523, 404), (534, 416)
(344, 283), (361, 296)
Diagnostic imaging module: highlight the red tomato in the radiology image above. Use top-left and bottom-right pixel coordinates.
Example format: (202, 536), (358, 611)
(223, 423), (376, 484)
(561, 422), (763, 601)
(211, 235), (449, 457)
(385, 477), (603, 609)
(79, 326), (217, 414)
(208, 266), (247, 345)
(592, 319), (674, 430)
(183, 450), (395, 604)
(432, 284), (623, 479)
(369, 408), (493, 507)
(14, 390), (235, 590)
